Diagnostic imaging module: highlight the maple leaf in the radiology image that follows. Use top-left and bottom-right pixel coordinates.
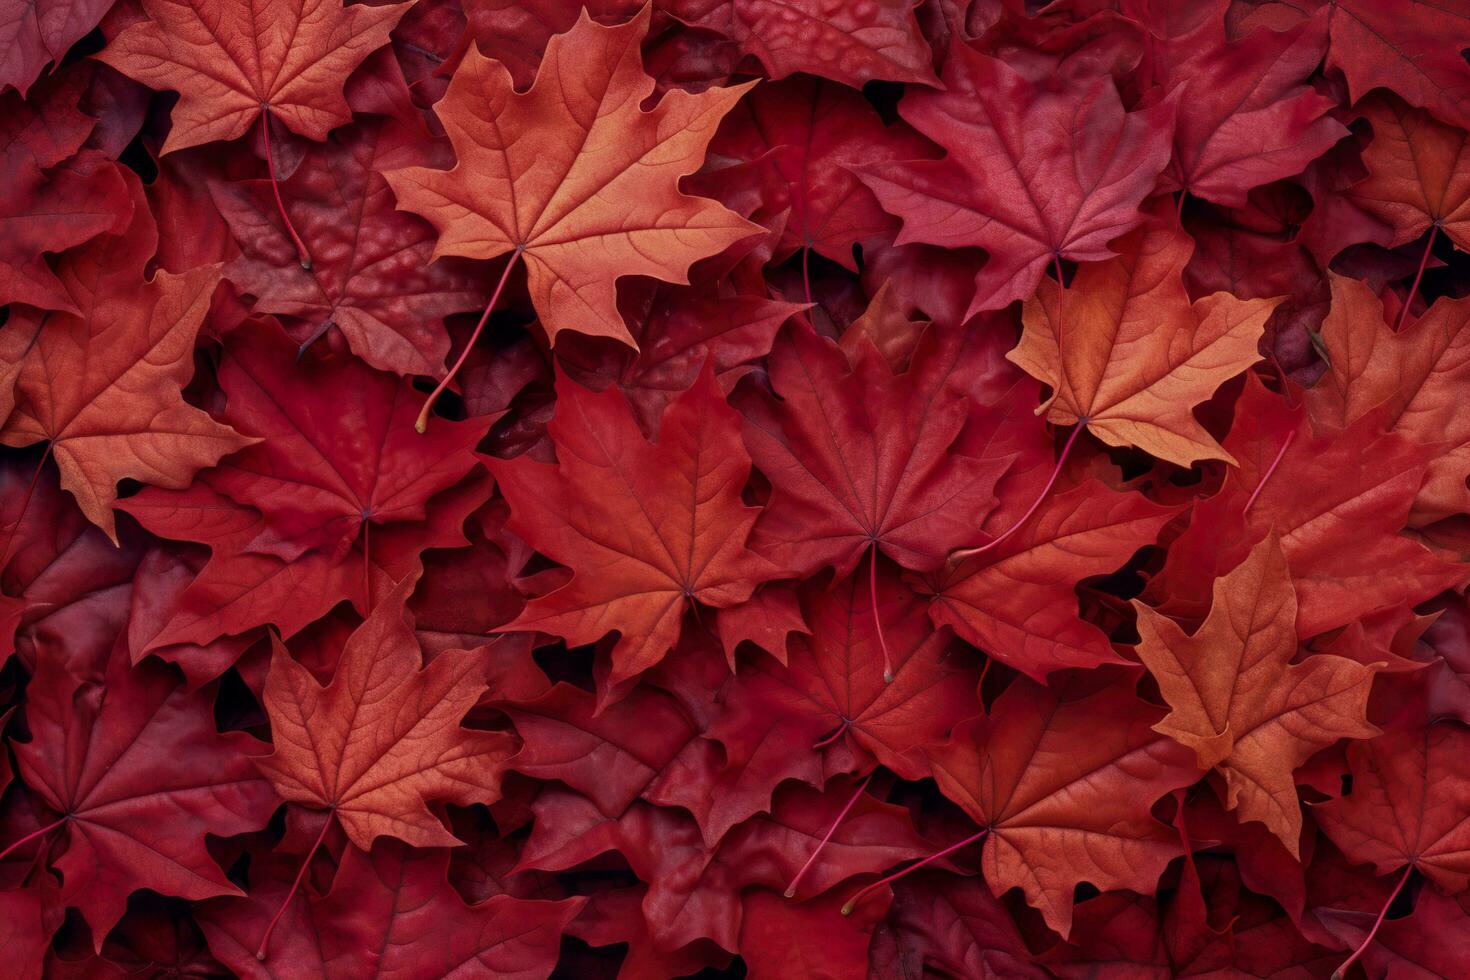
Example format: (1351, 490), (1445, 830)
(11, 636), (278, 942)
(740, 320), (1008, 578)
(200, 318), (491, 561)
(198, 840), (583, 979)
(1008, 214), (1282, 467)
(209, 116), (487, 377)
(925, 479), (1175, 679)
(855, 43), (1175, 317)
(1147, 374), (1468, 638)
(1348, 93), (1470, 253)
(1134, 534), (1378, 852)
(710, 567), (980, 785)
(0, 175), (255, 540)
(666, 0), (938, 88)
(1309, 273), (1470, 523)
(1140, 8), (1347, 206)
(926, 674), (1202, 938)
(96, 0), (411, 153)
(383, 7), (760, 347)
(694, 75), (934, 270)
(255, 578), (512, 850)
(1326, 0), (1470, 135)
(487, 365), (780, 686)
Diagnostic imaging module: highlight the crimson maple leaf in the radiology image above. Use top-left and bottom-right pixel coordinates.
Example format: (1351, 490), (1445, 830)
(856, 43), (1175, 317)
(488, 365), (780, 686)
(10, 636), (278, 942)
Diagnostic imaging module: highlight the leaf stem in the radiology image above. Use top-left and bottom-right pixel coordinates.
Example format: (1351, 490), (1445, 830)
(1331, 864), (1413, 980)
(869, 543), (893, 683)
(256, 813), (333, 961)
(416, 250), (521, 433)
(1393, 225), (1437, 334)
(841, 827), (989, 916)
(812, 719), (851, 749)
(1243, 429), (1296, 516)
(0, 815), (66, 862)
(260, 110), (312, 271)
(785, 773), (873, 898)
(949, 424), (1083, 561)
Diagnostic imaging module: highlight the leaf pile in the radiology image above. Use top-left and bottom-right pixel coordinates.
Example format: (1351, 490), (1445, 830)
(1, 0), (1469, 976)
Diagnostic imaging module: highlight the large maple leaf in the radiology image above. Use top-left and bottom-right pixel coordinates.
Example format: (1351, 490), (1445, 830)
(11, 636), (278, 942)
(1008, 215), (1281, 467)
(0, 176), (254, 541)
(740, 320), (1009, 578)
(198, 840), (582, 979)
(255, 579), (511, 850)
(1347, 93), (1470, 253)
(856, 43), (1175, 317)
(926, 675), (1201, 938)
(201, 318), (491, 561)
(925, 479), (1175, 679)
(209, 116), (487, 377)
(383, 7), (759, 347)
(487, 365), (779, 686)
(96, 0), (411, 153)
(1134, 534), (1378, 852)
(1317, 721), (1470, 893)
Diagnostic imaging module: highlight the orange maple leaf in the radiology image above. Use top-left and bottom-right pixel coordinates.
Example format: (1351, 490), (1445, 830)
(255, 579), (511, 850)
(0, 178), (254, 541)
(1349, 93), (1470, 253)
(1134, 534), (1379, 853)
(383, 7), (759, 348)
(96, 0), (410, 153)
(1008, 215), (1281, 467)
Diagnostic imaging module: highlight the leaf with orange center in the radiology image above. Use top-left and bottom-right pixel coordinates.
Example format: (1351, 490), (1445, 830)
(1348, 93), (1470, 251)
(1308, 274), (1470, 523)
(0, 176), (254, 541)
(926, 675), (1202, 938)
(1008, 215), (1281, 467)
(383, 8), (760, 348)
(95, 0), (411, 153)
(1133, 534), (1378, 853)
(255, 578), (512, 850)
(487, 365), (780, 687)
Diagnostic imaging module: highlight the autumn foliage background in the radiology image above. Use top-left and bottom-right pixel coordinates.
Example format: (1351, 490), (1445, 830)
(1, 0), (1469, 976)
